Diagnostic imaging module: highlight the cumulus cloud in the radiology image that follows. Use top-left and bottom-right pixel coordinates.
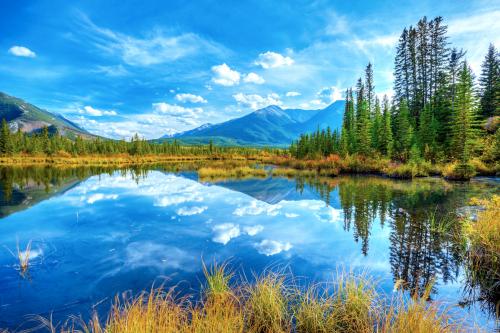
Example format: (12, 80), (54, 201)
(8, 46), (36, 58)
(80, 105), (117, 117)
(233, 93), (282, 110)
(176, 205), (208, 216)
(285, 213), (299, 218)
(286, 91), (301, 97)
(152, 102), (202, 118)
(316, 86), (343, 104)
(211, 63), (240, 86)
(243, 72), (265, 84)
(175, 93), (207, 104)
(254, 51), (294, 69)
(86, 193), (118, 204)
(243, 225), (264, 236)
(212, 223), (241, 245)
(255, 240), (292, 256)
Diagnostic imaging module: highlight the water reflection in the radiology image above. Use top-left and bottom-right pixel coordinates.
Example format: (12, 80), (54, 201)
(0, 166), (497, 329)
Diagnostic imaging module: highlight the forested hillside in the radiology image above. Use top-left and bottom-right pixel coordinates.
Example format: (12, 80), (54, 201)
(291, 16), (499, 178)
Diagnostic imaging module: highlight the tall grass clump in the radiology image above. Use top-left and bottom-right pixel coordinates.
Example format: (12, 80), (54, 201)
(463, 195), (500, 318)
(198, 166), (267, 181)
(245, 273), (291, 333)
(17, 240), (32, 275)
(294, 273), (378, 333)
(381, 283), (463, 333)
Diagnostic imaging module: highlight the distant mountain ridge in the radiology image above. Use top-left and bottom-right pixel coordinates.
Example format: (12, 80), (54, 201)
(160, 101), (345, 147)
(0, 92), (93, 139)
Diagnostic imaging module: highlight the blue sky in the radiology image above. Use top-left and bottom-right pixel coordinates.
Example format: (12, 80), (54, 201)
(1, 0), (499, 139)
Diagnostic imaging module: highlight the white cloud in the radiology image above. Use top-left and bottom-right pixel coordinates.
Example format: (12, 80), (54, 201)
(175, 93), (207, 104)
(80, 105), (117, 117)
(286, 91), (301, 97)
(212, 223), (241, 245)
(243, 225), (264, 236)
(233, 200), (281, 216)
(233, 93), (282, 110)
(76, 13), (225, 66)
(285, 213), (299, 218)
(255, 51), (294, 69)
(254, 240), (292, 256)
(211, 63), (240, 86)
(448, 10), (500, 73)
(243, 72), (265, 84)
(152, 102), (202, 118)
(86, 193), (118, 204)
(317, 86), (343, 104)
(8, 46), (36, 58)
(176, 205), (207, 216)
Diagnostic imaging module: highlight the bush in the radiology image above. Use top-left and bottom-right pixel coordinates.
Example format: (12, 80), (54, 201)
(442, 162), (476, 180)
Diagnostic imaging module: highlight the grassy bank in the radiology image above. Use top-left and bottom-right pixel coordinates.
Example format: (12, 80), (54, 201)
(0, 153), (265, 167)
(463, 195), (500, 318)
(9, 264), (471, 333)
(265, 154), (498, 180)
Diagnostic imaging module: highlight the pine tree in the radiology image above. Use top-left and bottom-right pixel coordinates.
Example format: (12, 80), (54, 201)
(394, 99), (412, 161)
(356, 88), (372, 156)
(450, 62), (478, 162)
(418, 105), (438, 160)
(380, 96), (393, 157)
(365, 63), (375, 113)
(371, 97), (382, 151)
(0, 119), (12, 155)
(479, 43), (499, 118)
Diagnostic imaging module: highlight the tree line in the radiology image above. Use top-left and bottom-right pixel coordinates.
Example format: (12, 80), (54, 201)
(0, 122), (264, 157)
(291, 16), (499, 166)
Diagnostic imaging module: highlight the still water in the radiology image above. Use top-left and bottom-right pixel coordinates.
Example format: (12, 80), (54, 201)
(0, 166), (498, 330)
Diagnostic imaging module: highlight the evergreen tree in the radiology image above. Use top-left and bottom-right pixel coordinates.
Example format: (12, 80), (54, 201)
(479, 43), (499, 118)
(380, 96), (393, 157)
(394, 99), (413, 161)
(450, 62), (478, 162)
(365, 63), (375, 113)
(418, 105), (438, 160)
(356, 93), (372, 155)
(0, 119), (12, 155)
(371, 97), (382, 151)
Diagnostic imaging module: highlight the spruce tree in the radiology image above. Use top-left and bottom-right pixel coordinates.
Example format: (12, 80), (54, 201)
(371, 97), (382, 151)
(380, 96), (393, 157)
(450, 62), (478, 162)
(479, 43), (499, 118)
(0, 119), (12, 155)
(365, 63), (375, 113)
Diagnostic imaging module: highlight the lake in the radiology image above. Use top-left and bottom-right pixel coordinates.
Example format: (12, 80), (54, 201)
(0, 166), (498, 330)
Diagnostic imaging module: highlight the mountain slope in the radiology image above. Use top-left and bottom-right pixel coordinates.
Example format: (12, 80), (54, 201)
(162, 101), (345, 147)
(0, 92), (93, 139)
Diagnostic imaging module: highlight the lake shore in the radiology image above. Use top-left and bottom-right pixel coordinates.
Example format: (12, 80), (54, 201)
(0, 153), (498, 180)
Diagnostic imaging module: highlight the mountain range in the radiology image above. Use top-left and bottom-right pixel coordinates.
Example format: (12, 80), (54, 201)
(0, 91), (345, 147)
(0, 92), (93, 139)
(160, 101), (346, 147)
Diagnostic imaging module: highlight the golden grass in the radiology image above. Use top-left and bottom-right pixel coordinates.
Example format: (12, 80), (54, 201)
(381, 284), (463, 333)
(0, 153), (264, 167)
(245, 273), (290, 333)
(463, 195), (500, 318)
(16, 240), (32, 276)
(22, 263), (473, 333)
(198, 166), (267, 181)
